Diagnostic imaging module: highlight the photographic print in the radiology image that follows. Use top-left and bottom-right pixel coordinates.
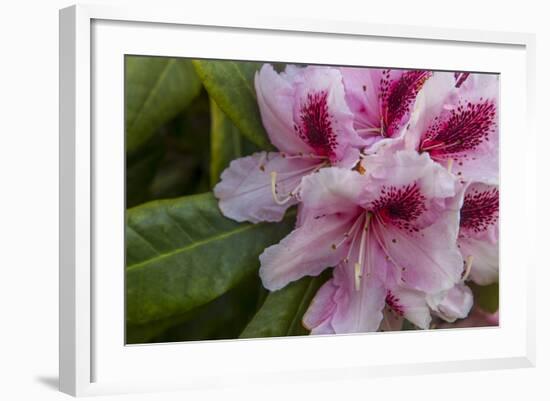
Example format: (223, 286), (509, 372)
(125, 56), (499, 344)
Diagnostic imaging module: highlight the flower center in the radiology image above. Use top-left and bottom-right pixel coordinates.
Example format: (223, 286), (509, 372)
(296, 91), (338, 158)
(379, 70), (431, 137)
(331, 184), (428, 291)
(419, 99), (496, 159)
(371, 183), (427, 232)
(460, 187), (499, 233)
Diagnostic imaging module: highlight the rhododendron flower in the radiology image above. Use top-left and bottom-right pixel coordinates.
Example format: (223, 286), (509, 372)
(436, 306), (499, 329)
(404, 72), (499, 183)
(377, 281), (474, 331)
(457, 182), (499, 285)
(427, 282), (474, 323)
(259, 150), (464, 333)
(214, 64), (363, 223)
(340, 67), (431, 149)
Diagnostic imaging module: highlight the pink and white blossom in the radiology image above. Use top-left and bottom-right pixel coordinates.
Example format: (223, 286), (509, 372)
(404, 72), (499, 183)
(212, 62), (499, 333)
(214, 64), (363, 223)
(457, 182), (499, 285)
(427, 282), (474, 323)
(259, 150), (464, 333)
(435, 306), (499, 329)
(340, 67), (431, 150)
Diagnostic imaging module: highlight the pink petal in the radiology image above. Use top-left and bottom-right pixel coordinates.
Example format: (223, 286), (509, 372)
(329, 233), (387, 333)
(406, 72), (499, 183)
(427, 283), (474, 322)
(365, 150), (457, 200)
(436, 306), (498, 328)
(374, 216), (463, 293)
(380, 308), (404, 331)
(259, 212), (357, 291)
(458, 73), (499, 98)
(255, 64), (364, 163)
(291, 66), (364, 163)
(340, 67), (384, 136)
(255, 65), (312, 155)
(309, 318), (336, 335)
(404, 72), (457, 152)
(385, 285), (432, 329)
(214, 152), (317, 223)
(363, 150), (459, 229)
(459, 237), (499, 285)
(457, 182), (499, 285)
(299, 167), (367, 221)
(335, 146), (361, 169)
(341, 68), (430, 141)
(458, 182), (499, 243)
(302, 280), (338, 334)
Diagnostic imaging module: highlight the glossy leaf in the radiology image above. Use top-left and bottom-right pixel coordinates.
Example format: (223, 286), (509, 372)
(126, 193), (295, 325)
(150, 274), (264, 343)
(239, 272), (331, 338)
(209, 99), (259, 187)
(470, 282), (499, 313)
(125, 56), (202, 154)
(126, 274), (262, 344)
(126, 136), (164, 208)
(126, 309), (197, 345)
(149, 91), (212, 200)
(192, 60), (272, 149)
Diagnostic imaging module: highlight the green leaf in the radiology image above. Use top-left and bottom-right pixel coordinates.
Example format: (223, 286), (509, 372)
(125, 56), (202, 154)
(209, 99), (259, 187)
(127, 274), (262, 344)
(126, 136), (164, 208)
(149, 91), (212, 200)
(126, 310), (197, 344)
(125, 192), (295, 325)
(148, 274), (264, 343)
(239, 271), (331, 338)
(470, 282), (499, 313)
(192, 60), (272, 149)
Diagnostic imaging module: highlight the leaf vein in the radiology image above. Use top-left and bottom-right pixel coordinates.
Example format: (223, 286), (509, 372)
(126, 222), (259, 272)
(163, 208), (195, 243)
(230, 62), (257, 99)
(127, 59), (175, 134)
(127, 224), (161, 256)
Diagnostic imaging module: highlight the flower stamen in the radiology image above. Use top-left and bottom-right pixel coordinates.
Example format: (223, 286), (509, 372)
(447, 158), (454, 173)
(354, 213), (372, 291)
(270, 171), (299, 205)
(420, 140), (462, 152)
(354, 262), (362, 292)
(462, 255), (474, 281)
(344, 213), (366, 274)
(281, 153), (328, 160)
(357, 127), (382, 135)
(333, 216), (364, 250)
(369, 219), (409, 281)
(270, 161), (329, 206)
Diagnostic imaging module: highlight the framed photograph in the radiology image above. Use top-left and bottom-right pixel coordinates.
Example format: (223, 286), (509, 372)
(59, 4), (536, 397)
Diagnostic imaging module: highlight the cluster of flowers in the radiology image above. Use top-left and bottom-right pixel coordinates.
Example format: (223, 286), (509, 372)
(214, 64), (499, 333)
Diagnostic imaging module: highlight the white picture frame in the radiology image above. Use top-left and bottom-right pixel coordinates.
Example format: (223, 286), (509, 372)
(59, 3), (536, 397)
